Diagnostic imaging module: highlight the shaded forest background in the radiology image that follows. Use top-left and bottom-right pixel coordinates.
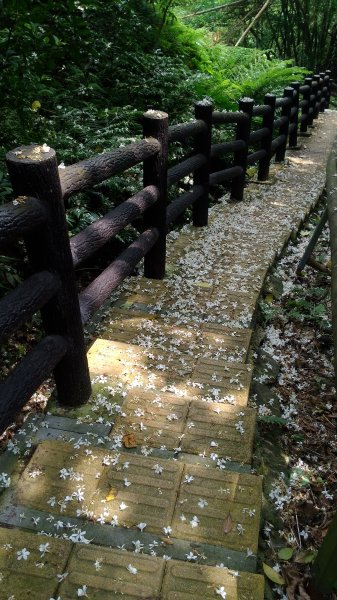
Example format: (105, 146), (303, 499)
(0, 0), (336, 291)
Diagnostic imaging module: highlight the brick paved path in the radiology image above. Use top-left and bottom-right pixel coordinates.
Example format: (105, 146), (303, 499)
(1, 111), (336, 599)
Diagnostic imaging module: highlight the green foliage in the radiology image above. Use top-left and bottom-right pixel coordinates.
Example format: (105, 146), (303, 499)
(0, 254), (24, 295)
(284, 285), (331, 332)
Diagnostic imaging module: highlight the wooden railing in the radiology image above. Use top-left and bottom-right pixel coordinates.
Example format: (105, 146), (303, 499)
(0, 70), (332, 431)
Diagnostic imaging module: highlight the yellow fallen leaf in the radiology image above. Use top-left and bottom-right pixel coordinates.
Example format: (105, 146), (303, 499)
(105, 486), (118, 501)
(194, 281), (212, 289)
(265, 294), (274, 304)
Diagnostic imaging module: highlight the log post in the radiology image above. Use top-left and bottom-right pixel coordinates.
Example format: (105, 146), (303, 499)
(325, 70), (332, 108)
(289, 82), (300, 147)
(258, 93), (276, 181)
(143, 110), (168, 279)
(275, 87), (293, 162)
(193, 100), (213, 227)
(6, 145), (91, 406)
(231, 97), (254, 201)
(300, 77), (312, 133)
(313, 74), (322, 117)
(319, 72), (327, 111)
(306, 77), (315, 127)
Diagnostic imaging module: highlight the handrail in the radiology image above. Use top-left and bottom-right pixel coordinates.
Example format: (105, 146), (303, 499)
(60, 138), (161, 199)
(0, 69), (332, 431)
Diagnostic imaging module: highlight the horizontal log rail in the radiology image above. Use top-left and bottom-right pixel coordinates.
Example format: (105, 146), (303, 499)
(168, 120), (206, 143)
(0, 69), (332, 430)
(252, 104), (272, 117)
(211, 139), (246, 157)
(212, 110), (246, 125)
(79, 227), (159, 324)
(70, 185), (159, 268)
(166, 185), (204, 225)
(0, 197), (47, 245)
(59, 138), (161, 199)
(167, 153), (207, 186)
(209, 165), (244, 185)
(0, 271), (61, 344)
(0, 335), (68, 433)
(249, 127), (269, 144)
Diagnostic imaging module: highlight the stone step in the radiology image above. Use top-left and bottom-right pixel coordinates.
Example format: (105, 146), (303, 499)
(112, 394), (256, 464)
(101, 308), (252, 363)
(0, 526), (264, 599)
(88, 338), (252, 406)
(112, 281), (259, 329)
(11, 440), (262, 556)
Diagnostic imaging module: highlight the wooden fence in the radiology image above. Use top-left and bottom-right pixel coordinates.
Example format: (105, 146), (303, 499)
(0, 70), (332, 432)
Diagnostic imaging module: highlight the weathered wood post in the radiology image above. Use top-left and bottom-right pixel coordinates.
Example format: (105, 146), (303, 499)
(193, 100), (213, 226)
(275, 87), (293, 162)
(143, 110), (168, 279)
(6, 145), (91, 406)
(313, 74), (322, 117)
(258, 93), (276, 181)
(289, 82), (300, 148)
(306, 77), (315, 127)
(325, 70), (332, 107)
(300, 77), (312, 133)
(231, 97), (254, 201)
(319, 72), (327, 111)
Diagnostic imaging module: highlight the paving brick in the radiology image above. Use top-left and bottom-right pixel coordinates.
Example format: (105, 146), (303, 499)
(171, 465), (262, 553)
(89, 451), (183, 534)
(58, 544), (165, 599)
(15, 440), (102, 517)
(181, 400), (256, 464)
(161, 560), (264, 600)
(0, 526), (71, 599)
(191, 359), (252, 406)
(103, 310), (251, 362)
(112, 391), (189, 450)
(204, 290), (259, 328)
(87, 338), (194, 389)
(88, 339), (251, 406)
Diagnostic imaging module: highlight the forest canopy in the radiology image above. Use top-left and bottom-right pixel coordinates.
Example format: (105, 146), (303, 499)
(0, 0), (335, 193)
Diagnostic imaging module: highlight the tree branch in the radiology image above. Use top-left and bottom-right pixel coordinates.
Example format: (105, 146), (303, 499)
(235, 0), (273, 47)
(182, 0), (247, 19)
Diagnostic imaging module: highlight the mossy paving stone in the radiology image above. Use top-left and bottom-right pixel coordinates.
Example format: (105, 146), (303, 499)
(171, 465), (262, 553)
(203, 291), (260, 328)
(14, 441), (183, 535)
(181, 401), (256, 464)
(58, 545), (165, 599)
(87, 339), (251, 406)
(161, 560), (264, 600)
(112, 391), (189, 450)
(100, 310), (251, 362)
(112, 394), (256, 459)
(190, 358), (252, 407)
(89, 451), (183, 534)
(14, 440), (102, 517)
(0, 526), (72, 599)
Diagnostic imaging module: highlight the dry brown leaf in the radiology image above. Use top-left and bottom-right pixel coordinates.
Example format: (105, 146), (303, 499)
(123, 433), (137, 448)
(160, 537), (175, 545)
(223, 512), (233, 534)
